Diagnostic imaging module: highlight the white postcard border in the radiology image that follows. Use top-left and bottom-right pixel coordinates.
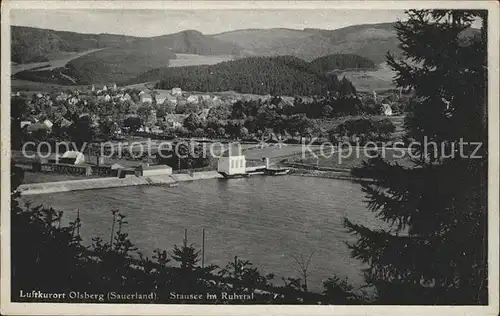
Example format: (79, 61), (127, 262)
(1, 1), (498, 315)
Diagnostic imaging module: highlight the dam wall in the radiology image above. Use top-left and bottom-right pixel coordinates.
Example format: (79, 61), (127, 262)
(171, 171), (223, 182)
(18, 171), (223, 196)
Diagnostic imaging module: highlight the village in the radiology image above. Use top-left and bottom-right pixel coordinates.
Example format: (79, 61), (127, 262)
(11, 80), (405, 190)
(16, 84), (237, 136)
(14, 82), (398, 140)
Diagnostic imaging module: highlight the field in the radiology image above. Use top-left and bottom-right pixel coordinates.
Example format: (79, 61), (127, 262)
(315, 115), (405, 134)
(168, 53), (234, 67)
(11, 79), (92, 93)
(334, 62), (397, 92)
(11, 79), (91, 94)
(11, 49), (105, 75)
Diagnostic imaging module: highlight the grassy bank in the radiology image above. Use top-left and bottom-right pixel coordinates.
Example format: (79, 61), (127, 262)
(284, 147), (415, 170)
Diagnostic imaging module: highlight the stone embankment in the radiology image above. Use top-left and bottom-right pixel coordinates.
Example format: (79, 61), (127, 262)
(18, 171), (223, 196)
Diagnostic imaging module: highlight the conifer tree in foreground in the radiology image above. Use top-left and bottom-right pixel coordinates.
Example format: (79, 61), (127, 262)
(346, 10), (488, 304)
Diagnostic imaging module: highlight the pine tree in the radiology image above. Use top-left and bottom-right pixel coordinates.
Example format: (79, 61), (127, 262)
(345, 10), (488, 304)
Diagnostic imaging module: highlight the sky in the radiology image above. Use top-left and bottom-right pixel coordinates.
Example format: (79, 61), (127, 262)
(10, 9), (407, 37)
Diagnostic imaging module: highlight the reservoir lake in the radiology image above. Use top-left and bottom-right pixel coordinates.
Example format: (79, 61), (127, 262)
(21, 176), (383, 292)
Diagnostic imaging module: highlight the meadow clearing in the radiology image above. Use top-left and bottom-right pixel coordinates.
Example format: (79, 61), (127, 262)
(11, 48), (105, 75)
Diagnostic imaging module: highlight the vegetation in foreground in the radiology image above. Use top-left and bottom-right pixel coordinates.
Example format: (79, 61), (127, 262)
(11, 166), (362, 304)
(346, 10), (488, 304)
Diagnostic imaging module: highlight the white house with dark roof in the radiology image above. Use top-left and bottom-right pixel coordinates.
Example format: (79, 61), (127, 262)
(42, 119), (53, 129)
(20, 121), (32, 129)
(141, 94), (153, 104)
(186, 95), (199, 104)
(171, 88), (182, 96)
(381, 103), (393, 116)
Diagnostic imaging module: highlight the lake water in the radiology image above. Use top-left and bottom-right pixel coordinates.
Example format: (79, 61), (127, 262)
(21, 176), (382, 292)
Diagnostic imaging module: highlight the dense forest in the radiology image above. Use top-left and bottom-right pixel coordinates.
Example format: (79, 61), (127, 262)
(14, 53), (370, 94)
(65, 46), (177, 84)
(132, 56), (358, 96)
(310, 54), (376, 71)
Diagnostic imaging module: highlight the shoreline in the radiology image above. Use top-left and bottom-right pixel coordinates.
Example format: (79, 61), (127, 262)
(18, 167), (371, 196)
(18, 171), (223, 196)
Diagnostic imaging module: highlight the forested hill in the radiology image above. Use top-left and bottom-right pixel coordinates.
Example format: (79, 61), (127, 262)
(150, 30), (242, 55)
(13, 29), (243, 84)
(11, 26), (140, 64)
(212, 23), (401, 63)
(310, 54), (376, 72)
(59, 28), (243, 84)
(131, 56), (354, 96)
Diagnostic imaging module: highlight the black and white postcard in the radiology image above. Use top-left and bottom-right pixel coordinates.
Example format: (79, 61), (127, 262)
(1, 1), (499, 315)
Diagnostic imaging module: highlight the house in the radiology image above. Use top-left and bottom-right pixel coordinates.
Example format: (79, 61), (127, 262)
(60, 151), (86, 165)
(54, 116), (73, 128)
(42, 119), (53, 129)
(26, 123), (50, 133)
(20, 121), (32, 129)
(102, 94), (111, 102)
(199, 95), (211, 101)
(171, 88), (182, 96)
(277, 98), (294, 108)
(211, 96), (222, 107)
(164, 95), (178, 104)
(164, 114), (186, 128)
(150, 126), (163, 134)
(117, 93), (132, 102)
(55, 92), (69, 101)
(141, 94), (152, 104)
(381, 103), (393, 116)
(60, 118), (73, 128)
(111, 163), (124, 170)
(80, 113), (99, 126)
(27, 115), (39, 123)
(68, 97), (78, 105)
(156, 96), (166, 104)
(186, 95), (199, 104)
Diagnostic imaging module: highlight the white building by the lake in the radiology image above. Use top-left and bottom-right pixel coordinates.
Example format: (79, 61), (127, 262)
(217, 152), (247, 176)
